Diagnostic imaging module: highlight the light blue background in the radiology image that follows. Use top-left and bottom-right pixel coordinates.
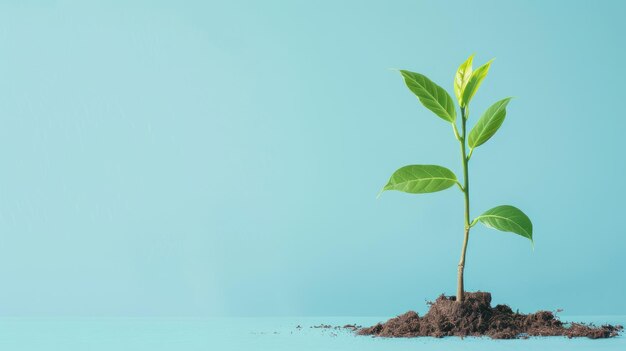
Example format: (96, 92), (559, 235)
(0, 0), (624, 318)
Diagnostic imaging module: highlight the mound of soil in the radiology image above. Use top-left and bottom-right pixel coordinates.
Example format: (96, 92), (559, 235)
(358, 292), (622, 339)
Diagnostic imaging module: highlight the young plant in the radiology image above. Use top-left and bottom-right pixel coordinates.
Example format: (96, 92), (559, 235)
(381, 55), (533, 303)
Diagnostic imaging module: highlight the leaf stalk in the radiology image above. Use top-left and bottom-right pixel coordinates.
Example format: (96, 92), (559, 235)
(452, 124), (461, 141)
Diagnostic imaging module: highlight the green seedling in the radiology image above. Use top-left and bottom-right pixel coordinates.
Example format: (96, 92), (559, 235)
(380, 55), (533, 303)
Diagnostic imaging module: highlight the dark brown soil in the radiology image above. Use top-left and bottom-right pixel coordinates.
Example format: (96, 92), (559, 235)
(358, 292), (622, 339)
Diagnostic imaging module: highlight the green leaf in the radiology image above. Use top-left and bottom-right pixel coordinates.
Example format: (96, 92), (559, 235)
(399, 70), (456, 123)
(461, 59), (493, 108)
(454, 55), (474, 106)
(468, 97), (512, 148)
(475, 205), (533, 242)
(382, 165), (458, 194)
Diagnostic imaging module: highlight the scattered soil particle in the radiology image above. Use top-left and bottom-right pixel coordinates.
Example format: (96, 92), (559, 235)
(311, 323), (362, 331)
(358, 292), (622, 339)
(312, 324), (333, 329)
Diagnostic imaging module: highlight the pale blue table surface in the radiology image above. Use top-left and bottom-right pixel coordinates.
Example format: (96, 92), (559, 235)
(0, 316), (623, 350)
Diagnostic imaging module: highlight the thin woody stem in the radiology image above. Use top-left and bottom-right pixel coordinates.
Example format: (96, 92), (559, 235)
(456, 106), (471, 303)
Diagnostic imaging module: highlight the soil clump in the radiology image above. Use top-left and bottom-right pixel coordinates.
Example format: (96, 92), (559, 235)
(358, 292), (622, 339)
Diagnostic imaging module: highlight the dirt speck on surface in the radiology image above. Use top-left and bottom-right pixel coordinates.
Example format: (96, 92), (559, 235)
(311, 324), (333, 329)
(311, 324), (362, 331)
(358, 292), (622, 339)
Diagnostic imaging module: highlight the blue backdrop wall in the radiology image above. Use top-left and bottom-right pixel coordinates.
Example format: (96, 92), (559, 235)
(0, 0), (624, 317)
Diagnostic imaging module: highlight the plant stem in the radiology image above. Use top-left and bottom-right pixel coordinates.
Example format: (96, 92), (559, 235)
(456, 106), (471, 303)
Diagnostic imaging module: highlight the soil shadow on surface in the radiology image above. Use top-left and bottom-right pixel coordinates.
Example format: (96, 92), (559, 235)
(358, 292), (622, 339)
